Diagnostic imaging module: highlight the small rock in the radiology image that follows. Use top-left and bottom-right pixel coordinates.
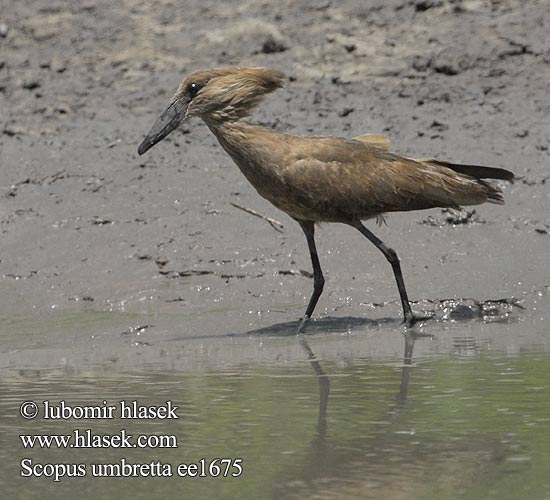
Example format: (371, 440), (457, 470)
(121, 325), (153, 336)
(338, 107), (354, 117)
(52, 60), (67, 73)
(487, 68), (505, 77)
(155, 257), (169, 268)
(55, 104), (71, 114)
(398, 87), (411, 98)
(499, 42), (533, 60)
(419, 208), (484, 226)
(261, 35), (288, 54)
(22, 79), (41, 90)
(412, 56), (431, 72)
(30, 25), (57, 41)
(313, 0), (330, 9)
(0, 23), (8, 38)
(414, 0), (441, 12)
(443, 208), (478, 225)
(91, 216), (112, 225)
(331, 75), (351, 85)
(432, 48), (470, 76)
(3, 125), (25, 137)
(430, 120), (448, 132)
(204, 20), (290, 58)
(68, 295), (94, 302)
(450, 304), (480, 320)
(165, 297), (186, 303)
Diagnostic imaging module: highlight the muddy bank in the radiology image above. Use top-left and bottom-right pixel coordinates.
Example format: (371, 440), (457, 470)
(1, 0), (549, 347)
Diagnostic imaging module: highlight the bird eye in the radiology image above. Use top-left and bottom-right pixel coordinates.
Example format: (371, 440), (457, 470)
(188, 82), (201, 97)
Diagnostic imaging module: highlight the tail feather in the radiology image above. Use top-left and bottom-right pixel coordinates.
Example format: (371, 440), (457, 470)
(478, 179), (505, 205)
(351, 131), (514, 206)
(419, 159), (514, 182)
(413, 158), (511, 207)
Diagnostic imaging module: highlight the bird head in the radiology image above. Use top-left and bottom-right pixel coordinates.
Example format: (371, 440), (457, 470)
(138, 66), (286, 155)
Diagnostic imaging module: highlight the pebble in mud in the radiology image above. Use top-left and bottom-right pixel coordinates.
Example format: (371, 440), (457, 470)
(203, 19), (290, 58)
(424, 298), (524, 322)
(419, 209), (485, 226)
(432, 48), (471, 75)
(21, 79), (41, 90)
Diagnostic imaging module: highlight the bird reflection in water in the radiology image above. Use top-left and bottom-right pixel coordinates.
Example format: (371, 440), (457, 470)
(273, 331), (496, 500)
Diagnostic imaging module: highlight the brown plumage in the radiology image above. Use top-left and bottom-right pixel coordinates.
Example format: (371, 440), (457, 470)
(138, 66), (514, 331)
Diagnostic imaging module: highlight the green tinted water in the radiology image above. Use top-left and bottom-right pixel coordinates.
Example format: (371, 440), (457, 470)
(2, 320), (550, 499)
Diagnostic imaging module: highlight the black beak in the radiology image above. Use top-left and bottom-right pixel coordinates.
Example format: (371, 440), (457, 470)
(137, 98), (188, 155)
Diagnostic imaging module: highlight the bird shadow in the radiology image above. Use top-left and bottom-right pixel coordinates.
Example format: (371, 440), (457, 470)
(240, 295), (521, 338)
(160, 296), (520, 343)
(241, 315), (400, 337)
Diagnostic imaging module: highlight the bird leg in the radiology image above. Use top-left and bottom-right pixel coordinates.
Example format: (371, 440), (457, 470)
(297, 220), (325, 333)
(353, 222), (433, 327)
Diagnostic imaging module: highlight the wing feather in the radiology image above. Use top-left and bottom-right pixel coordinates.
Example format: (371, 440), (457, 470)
(281, 136), (505, 220)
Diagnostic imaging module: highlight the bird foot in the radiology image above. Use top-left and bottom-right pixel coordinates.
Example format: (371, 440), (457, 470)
(403, 311), (435, 328)
(297, 316), (311, 334)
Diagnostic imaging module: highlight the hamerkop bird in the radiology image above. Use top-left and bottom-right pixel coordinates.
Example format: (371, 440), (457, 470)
(138, 66), (514, 331)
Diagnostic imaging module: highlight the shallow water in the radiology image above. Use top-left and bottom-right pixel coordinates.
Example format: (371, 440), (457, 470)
(1, 296), (550, 499)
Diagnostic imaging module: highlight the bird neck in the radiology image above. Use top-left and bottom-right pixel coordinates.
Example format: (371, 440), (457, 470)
(203, 118), (286, 188)
(204, 119), (277, 164)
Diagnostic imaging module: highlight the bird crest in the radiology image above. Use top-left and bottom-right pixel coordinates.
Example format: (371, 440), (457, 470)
(179, 67), (286, 121)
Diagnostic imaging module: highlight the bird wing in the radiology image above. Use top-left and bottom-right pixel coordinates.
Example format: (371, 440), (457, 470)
(352, 133), (391, 150)
(283, 136), (501, 221)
